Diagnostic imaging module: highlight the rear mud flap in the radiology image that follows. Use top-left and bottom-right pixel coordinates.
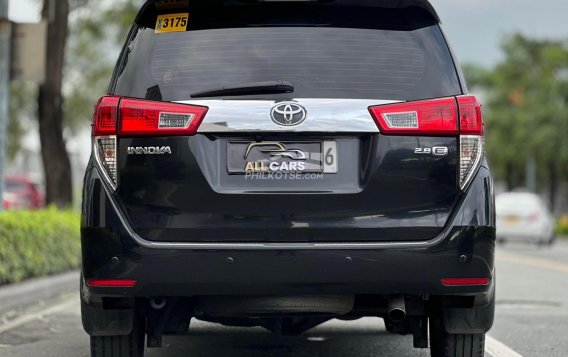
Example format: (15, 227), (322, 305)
(82, 301), (134, 336)
(442, 293), (495, 334)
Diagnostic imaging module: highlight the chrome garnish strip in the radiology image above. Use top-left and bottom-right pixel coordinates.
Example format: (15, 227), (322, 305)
(176, 98), (401, 133)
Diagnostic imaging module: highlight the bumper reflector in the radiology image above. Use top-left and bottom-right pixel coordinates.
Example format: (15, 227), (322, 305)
(87, 279), (137, 288)
(441, 278), (490, 286)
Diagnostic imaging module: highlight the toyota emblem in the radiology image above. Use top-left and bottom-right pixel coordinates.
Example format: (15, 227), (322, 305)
(270, 102), (307, 126)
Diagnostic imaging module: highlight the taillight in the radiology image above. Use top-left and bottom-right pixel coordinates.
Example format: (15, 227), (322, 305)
(94, 136), (118, 189)
(93, 96), (119, 136)
(369, 97), (458, 135)
(369, 95), (484, 190)
(92, 96), (208, 190)
(120, 98), (208, 136)
(457, 96), (484, 189)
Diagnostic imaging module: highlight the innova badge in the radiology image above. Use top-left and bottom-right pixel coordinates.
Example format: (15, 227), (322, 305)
(127, 146), (172, 155)
(270, 102), (307, 126)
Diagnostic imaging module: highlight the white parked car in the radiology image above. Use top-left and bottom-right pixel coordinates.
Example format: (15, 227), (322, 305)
(496, 192), (556, 245)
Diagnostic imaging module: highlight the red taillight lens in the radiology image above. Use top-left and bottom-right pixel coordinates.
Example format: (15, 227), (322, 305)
(92, 96), (209, 136)
(441, 278), (490, 286)
(368, 95), (484, 136)
(93, 96), (120, 136)
(92, 96), (209, 190)
(86, 279), (137, 288)
(369, 97), (458, 135)
(369, 95), (485, 190)
(457, 95), (484, 134)
(120, 98), (208, 136)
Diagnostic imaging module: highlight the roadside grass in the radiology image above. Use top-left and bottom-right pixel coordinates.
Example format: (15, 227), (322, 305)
(0, 208), (81, 285)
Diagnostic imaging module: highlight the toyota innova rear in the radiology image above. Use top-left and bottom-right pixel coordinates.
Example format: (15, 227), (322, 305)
(81, 1), (496, 356)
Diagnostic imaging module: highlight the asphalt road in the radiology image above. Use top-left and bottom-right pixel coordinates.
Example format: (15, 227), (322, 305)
(1, 240), (568, 357)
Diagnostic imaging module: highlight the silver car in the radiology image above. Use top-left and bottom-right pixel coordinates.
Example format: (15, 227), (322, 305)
(496, 192), (556, 245)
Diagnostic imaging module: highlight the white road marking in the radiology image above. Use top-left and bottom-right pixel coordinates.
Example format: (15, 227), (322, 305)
(486, 335), (524, 357)
(497, 251), (568, 274)
(0, 298), (76, 335)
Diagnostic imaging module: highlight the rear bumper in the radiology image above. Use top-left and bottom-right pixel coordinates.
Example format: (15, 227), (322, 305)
(81, 162), (495, 299)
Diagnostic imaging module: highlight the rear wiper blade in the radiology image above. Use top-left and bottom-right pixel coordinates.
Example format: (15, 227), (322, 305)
(190, 80), (294, 98)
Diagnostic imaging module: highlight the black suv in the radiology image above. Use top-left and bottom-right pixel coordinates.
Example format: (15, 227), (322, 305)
(81, 0), (495, 356)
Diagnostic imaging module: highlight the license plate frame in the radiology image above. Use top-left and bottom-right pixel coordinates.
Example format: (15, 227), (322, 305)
(227, 141), (338, 174)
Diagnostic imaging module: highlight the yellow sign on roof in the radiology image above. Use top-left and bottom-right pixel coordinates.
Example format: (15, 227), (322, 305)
(155, 13), (189, 33)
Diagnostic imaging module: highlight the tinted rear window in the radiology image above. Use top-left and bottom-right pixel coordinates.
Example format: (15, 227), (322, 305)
(112, 3), (462, 101)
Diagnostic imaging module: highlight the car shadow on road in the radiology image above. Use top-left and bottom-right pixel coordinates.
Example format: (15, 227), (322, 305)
(146, 318), (428, 357)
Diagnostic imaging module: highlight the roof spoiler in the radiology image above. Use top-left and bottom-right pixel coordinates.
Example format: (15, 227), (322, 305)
(144, 0), (440, 22)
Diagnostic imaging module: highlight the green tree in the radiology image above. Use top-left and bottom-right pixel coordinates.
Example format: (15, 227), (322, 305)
(8, 0), (138, 206)
(64, 0), (139, 131)
(465, 34), (568, 209)
(7, 82), (35, 161)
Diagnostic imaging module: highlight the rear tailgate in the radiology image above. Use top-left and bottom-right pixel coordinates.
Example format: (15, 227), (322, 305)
(102, 0), (470, 243)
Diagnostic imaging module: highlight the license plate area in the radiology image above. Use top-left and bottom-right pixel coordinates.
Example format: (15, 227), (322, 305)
(227, 141), (338, 174)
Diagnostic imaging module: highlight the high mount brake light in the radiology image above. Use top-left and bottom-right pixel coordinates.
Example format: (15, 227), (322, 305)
(92, 96), (209, 190)
(369, 95), (485, 190)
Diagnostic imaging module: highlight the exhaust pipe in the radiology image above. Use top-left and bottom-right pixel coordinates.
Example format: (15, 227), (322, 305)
(387, 295), (407, 322)
(150, 297), (167, 310)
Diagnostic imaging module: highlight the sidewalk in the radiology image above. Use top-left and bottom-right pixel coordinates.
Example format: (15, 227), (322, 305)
(0, 270), (79, 314)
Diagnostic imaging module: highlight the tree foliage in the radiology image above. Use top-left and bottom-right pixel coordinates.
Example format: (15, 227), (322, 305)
(7, 0), (139, 141)
(464, 34), (568, 207)
(64, 0), (139, 131)
(7, 0), (139, 205)
(7, 82), (35, 161)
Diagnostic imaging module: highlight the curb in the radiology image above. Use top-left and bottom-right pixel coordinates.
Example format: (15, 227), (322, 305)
(0, 270), (79, 314)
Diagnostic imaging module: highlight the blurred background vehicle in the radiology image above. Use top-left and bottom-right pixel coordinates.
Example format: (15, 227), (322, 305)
(2, 175), (45, 210)
(2, 191), (26, 210)
(496, 191), (556, 246)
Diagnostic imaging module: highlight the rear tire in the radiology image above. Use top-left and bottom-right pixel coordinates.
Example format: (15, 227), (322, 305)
(429, 316), (485, 357)
(90, 311), (145, 357)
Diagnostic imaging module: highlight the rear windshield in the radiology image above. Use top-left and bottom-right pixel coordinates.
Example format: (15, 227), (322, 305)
(111, 3), (462, 101)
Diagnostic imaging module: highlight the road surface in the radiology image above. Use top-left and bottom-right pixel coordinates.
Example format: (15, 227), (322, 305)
(1, 240), (568, 357)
